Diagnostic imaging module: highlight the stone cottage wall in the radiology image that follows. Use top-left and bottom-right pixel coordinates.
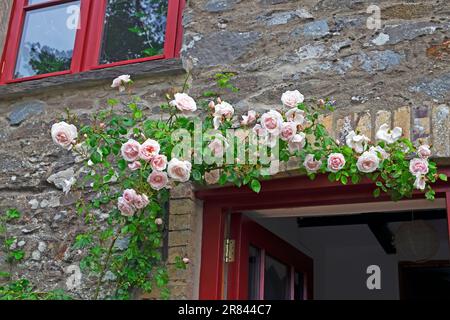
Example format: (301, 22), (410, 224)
(0, 0), (449, 299)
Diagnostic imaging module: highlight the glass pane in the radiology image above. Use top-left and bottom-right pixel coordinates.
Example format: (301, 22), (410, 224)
(264, 255), (290, 300)
(294, 272), (305, 300)
(14, 1), (80, 78)
(28, 0), (51, 5)
(99, 0), (168, 65)
(248, 246), (261, 300)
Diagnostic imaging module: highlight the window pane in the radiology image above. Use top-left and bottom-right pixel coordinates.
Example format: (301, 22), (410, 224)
(294, 272), (305, 300)
(248, 246), (261, 300)
(14, 1), (80, 78)
(99, 0), (168, 65)
(264, 255), (290, 300)
(28, 0), (51, 5)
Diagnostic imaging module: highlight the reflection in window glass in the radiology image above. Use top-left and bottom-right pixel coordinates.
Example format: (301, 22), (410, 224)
(100, 0), (168, 65)
(294, 272), (305, 300)
(27, 0), (51, 5)
(264, 255), (290, 300)
(248, 246), (261, 300)
(14, 1), (80, 78)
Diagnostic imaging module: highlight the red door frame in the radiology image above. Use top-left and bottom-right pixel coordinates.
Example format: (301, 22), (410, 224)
(228, 214), (313, 300)
(196, 167), (450, 300)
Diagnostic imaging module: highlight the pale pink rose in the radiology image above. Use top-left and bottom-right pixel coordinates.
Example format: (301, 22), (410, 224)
(356, 151), (379, 173)
(241, 110), (257, 126)
(167, 158), (192, 182)
(409, 158), (429, 176)
(288, 133), (306, 153)
(376, 124), (402, 144)
(118, 197), (135, 217)
(128, 161), (142, 171)
(281, 90), (304, 108)
(133, 194), (149, 209)
(252, 124), (268, 137)
(304, 154), (322, 173)
(182, 257), (190, 264)
(369, 146), (389, 160)
(170, 93), (197, 114)
(280, 122), (297, 141)
(150, 154), (168, 171)
(417, 145), (431, 159)
(139, 139), (160, 161)
(346, 131), (369, 154)
(147, 171), (169, 190)
(260, 110), (283, 135)
(208, 135), (228, 158)
(121, 139), (141, 162)
(214, 101), (234, 119)
(413, 175), (426, 191)
(285, 108), (306, 126)
(155, 218), (163, 225)
(204, 170), (220, 185)
(327, 153), (346, 173)
(111, 75), (131, 92)
(123, 189), (138, 205)
(51, 121), (78, 150)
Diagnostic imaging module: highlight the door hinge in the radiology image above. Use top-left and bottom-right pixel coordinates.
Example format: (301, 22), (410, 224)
(224, 239), (235, 263)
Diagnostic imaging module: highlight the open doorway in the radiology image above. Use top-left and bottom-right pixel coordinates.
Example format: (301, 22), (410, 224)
(241, 209), (450, 300)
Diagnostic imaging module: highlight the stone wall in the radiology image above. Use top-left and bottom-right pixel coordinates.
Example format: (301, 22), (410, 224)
(0, 0), (449, 300)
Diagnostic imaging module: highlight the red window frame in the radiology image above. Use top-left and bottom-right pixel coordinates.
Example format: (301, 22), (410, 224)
(0, 0), (185, 85)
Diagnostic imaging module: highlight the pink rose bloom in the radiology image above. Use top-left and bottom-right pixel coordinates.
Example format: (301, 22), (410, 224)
(356, 151), (379, 173)
(281, 90), (304, 108)
(111, 75), (131, 92)
(241, 110), (257, 126)
(118, 197), (135, 217)
(288, 133), (306, 153)
(205, 170), (220, 185)
(327, 153), (346, 173)
(123, 189), (138, 205)
(280, 122), (297, 141)
(128, 161), (141, 171)
(260, 110), (283, 135)
(303, 154), (322, 173)
(148, 171), (169, 190)
(121, 139), (141, 162)
(252, 124), (268, 137)
(208, 136), (228, 158)
(417, 145), (431, 159)
(139, 139), (160, 161)
(167, 158), (192, 182)
(285, 108), (306, 126)
(214, 101), (234, 119)
(51, 121), (78, 150)
(151, 154), (168, 171)
(182, 257), (190, 264)
(409, 158), (429, 176)
(413, 175), (426, 191)
(155, 218), (163, 225)
(170, 93), (197, 114)
(133, 194), (150, 209)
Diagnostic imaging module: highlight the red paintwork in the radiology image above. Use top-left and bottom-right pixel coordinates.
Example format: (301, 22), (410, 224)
(198, 166), (450, 300)
(0, 0), (185, 84)
(227, 214), (313, 300)
(447, 192), (450, 248)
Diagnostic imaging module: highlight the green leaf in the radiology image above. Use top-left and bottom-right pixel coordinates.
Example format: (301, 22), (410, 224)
(250, 179), (261, 193)
(118, 159), (127, 171)
(192, 170), (202, 181)
(90, 151), (102, 164)
(6, 208), (21, 220)
(438, 174), (447, 181)
(373, 188), (381, 198)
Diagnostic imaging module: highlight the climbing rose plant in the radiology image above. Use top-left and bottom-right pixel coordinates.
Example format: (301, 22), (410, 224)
(50, 74), (446, 299)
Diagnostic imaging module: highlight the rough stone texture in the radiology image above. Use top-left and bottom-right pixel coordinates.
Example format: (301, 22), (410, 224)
(1, 0), (450, 301)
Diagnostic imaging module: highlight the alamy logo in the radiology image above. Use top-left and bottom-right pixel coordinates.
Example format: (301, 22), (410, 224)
(66, 5), (81, 30)
(366, 265), (381, 290)
(366, 5), (382, 31)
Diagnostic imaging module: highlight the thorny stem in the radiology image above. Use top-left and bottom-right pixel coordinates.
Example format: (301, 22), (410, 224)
(94, 235), (118, 300)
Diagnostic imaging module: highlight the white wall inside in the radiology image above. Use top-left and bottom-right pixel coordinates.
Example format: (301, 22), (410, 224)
(250, 215), (450, 300)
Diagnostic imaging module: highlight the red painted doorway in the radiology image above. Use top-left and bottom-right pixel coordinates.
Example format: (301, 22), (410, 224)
(227, 214), (313, 300)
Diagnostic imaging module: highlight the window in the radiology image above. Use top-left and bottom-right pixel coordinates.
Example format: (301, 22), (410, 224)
(0, 0), (184, 84)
